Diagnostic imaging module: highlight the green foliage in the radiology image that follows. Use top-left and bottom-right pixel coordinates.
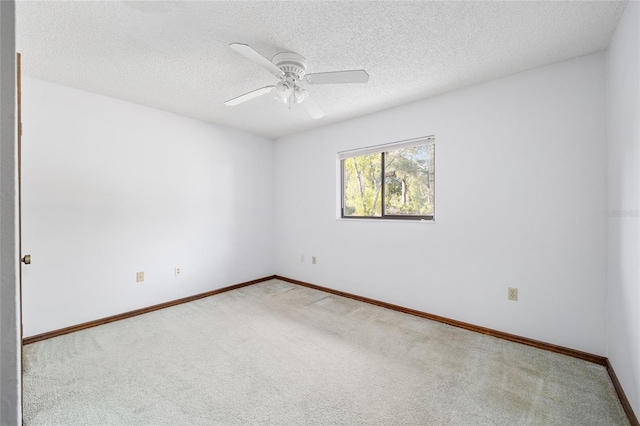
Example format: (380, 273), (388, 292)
(343, 144), (434, 218)
(343, 153), (382, 216)
(384, 145), (434, 216)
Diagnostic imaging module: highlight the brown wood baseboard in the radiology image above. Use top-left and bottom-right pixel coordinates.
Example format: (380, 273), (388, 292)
(275, 275), (640, 425)
(274, 275), (606, 365)
(22, 275), (277, 345)
(22, 273), (638, 425)
(606, 359), (640, 426)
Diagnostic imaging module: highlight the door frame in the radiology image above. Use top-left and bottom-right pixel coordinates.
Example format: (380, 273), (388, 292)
(0, 1), (22, 424)
(17, 50), (24, 420)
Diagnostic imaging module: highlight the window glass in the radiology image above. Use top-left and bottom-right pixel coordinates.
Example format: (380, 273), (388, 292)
(340, 138), (434, 220)
(343, 153), (382, 217)
(384, 144), (435, 217)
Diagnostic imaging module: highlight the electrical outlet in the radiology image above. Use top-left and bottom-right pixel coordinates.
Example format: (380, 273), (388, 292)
(312, 256), (317, 265)
(175, 267), (181, 276)
(508, 287), (518, 301)
(301, 254), (305, 263)
(136, 271), (144, 283)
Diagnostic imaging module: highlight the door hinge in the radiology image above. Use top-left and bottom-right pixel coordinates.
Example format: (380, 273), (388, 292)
(19, 122), (23, 137)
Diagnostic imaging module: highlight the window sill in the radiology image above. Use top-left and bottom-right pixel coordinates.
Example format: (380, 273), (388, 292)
(336, 217), (435, 224)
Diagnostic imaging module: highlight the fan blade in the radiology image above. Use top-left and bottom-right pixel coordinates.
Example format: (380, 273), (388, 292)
(229, 43), (284, 78)
(301, 95), (325, 119)
(224, 86), (275, 106)
(305, 70), (369, 84)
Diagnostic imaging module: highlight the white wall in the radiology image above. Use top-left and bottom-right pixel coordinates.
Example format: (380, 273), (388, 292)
(274, 53), (608, 355)
(607, 0), (640, 416)
(0, 1), (21, 424)
(21, 77), (274, 337)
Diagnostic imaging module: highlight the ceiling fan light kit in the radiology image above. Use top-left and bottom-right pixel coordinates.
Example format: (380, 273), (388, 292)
(224, 43), (369, 119)
(274, 81), (292, 104)
(294, 86), (308, 104)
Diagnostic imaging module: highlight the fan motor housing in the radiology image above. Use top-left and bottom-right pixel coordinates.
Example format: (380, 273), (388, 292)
(272, 52), (307, 80)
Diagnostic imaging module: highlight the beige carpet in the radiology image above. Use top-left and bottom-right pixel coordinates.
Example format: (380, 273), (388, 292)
(23, 279), (629, 425)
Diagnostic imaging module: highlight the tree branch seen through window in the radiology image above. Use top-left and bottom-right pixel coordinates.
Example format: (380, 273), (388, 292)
(341, 141), (435, 220)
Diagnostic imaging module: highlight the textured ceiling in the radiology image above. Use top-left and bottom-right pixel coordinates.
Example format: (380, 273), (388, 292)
(17, 1), (626, 139)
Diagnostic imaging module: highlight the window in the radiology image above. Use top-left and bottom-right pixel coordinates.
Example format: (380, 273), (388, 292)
(340, 137), (435, 221)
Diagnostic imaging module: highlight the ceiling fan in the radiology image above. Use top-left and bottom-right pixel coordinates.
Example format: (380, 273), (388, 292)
(224, 43), (369, 119)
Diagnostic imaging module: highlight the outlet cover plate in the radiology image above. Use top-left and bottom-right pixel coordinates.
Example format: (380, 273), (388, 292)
(508, 287), (518, 301)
